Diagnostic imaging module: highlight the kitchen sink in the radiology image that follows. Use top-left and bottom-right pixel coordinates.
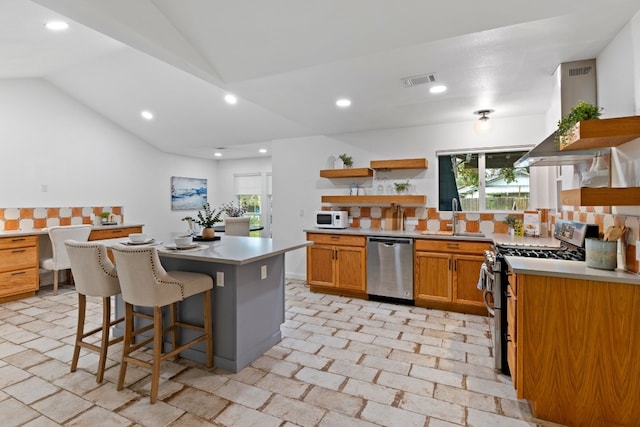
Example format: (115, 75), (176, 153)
(453, 231), (485, 237)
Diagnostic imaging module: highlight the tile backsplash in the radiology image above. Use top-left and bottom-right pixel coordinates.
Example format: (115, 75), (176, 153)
(0, 206), (123, 231)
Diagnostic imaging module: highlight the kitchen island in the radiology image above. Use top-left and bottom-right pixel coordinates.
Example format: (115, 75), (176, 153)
(111, 235), (311, 373)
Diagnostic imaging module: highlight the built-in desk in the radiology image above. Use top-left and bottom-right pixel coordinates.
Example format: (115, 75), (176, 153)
(0, 224), (143, 302)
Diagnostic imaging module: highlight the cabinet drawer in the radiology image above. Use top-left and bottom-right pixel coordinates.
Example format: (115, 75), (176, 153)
(89, 226), (143, 241)
(415, 239), (491, 254)
(0, 246), (38, 272)
(0, 268), (38, 295)
(0, 235), (38, 250)
(307, 233), (366, 247)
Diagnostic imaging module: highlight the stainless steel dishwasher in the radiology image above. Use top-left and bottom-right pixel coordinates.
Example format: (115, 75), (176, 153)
(367, 236), (413, 301)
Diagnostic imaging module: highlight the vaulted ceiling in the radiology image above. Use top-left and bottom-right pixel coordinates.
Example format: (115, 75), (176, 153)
(3, 0), (639, 159)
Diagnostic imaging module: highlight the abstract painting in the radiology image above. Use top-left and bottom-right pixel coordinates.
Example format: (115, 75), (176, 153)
(171, 176), (207, 210)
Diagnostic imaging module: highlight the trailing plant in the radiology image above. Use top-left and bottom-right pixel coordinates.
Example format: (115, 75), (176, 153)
(338, 153), (353, 167)
(555, 100), (602, 148)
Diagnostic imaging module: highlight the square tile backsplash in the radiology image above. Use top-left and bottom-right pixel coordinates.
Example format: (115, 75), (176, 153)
(0, 206), (124, 231)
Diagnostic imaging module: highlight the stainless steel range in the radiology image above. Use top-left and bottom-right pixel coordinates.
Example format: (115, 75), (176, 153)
(486, 219), (599, 374)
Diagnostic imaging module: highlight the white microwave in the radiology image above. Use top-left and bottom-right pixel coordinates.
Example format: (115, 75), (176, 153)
(315, 210), (349, 229)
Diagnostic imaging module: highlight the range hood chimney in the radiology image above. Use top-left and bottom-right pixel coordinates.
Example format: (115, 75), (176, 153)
(514, 59), (610, 167)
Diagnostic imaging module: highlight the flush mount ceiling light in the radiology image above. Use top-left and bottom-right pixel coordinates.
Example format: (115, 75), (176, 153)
(45, 21), (69, 31)
(473, 109), (494, 133)
(140, 110), (154, 120)
(224, 94), (237, 104)
(214, 152), (222, 157)
(429, 84), (447, 94)
(336, 98), (351, 108)
(259, 148), (268, 154)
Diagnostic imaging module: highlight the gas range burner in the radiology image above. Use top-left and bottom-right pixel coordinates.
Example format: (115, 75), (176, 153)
(496, 244), (585, 261)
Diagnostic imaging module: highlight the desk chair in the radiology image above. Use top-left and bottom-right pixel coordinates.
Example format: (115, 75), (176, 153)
(111, 244), (213, 403)
(65, 240), (123, 382)
(40, 225), (92, 295)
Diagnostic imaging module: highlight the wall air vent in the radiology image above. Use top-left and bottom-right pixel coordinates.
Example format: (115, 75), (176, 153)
(568, 66), (592, 77)
(401, 73), (438, 88)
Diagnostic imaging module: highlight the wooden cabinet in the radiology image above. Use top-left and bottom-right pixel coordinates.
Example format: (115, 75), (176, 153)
(89, 225), (143, 241)
(511, 273), (640, 426)
(306, 233), (367, 298)
(506, 271), (517, 390)
(414, 239), (490, 315)
(0, 235), (39, 302)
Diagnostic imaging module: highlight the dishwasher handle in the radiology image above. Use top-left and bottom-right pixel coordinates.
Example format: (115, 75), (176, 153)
(367, 237), (413, 246)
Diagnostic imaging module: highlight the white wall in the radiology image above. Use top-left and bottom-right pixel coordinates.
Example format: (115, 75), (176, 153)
(0, 79), (218, 237)
(272, 114), (547, 279)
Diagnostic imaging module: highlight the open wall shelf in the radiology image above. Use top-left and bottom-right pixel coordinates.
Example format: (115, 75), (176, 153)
(319, 168), (373, 178)
(560, 116), (640, 151)
(560, 187), (640, 206)
(370, 158), (428, 170)
(321, 195), (427, 205)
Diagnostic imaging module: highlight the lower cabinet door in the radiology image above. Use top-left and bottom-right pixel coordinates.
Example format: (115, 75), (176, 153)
(414, 251), (452, 302)
(453, 254), (486, 307)
(335, 246), (365, 291)
(307, 245), (336, 287)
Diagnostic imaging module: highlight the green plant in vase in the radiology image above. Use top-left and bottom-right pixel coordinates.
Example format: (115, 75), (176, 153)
(338, 153), (353, 168)
(194, 203), (223, 239)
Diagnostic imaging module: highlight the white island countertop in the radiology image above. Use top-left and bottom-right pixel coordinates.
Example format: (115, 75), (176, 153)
(101, 234), (311, 266)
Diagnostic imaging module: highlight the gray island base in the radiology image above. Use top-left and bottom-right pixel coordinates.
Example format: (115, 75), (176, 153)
(112, 236), (311, 373)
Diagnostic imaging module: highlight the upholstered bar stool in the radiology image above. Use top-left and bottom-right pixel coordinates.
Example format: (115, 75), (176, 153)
(40, 224), (92, 295)
(111, 244), (213, 403)
(65, 240), (124, 382)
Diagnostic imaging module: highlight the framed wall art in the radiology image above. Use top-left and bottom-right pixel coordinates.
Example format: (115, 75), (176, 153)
(171, 176), (207, 210)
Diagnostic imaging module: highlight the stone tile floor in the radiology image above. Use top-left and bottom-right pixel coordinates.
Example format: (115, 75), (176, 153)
(0, 280), (566, 427)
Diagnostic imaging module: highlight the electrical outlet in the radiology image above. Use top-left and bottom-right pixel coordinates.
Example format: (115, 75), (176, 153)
(299, 209), (304, 217)
(636, 241), (640, 262)
(261, 265), (267, 280)
(216, 271), (224, 287)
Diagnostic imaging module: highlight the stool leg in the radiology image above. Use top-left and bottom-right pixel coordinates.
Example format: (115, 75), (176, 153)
(70, 293), (86, 373)
(203, 289), (213, 368)
(117, 303), (133, 391)
(150, 306), (163, 403)
(170, 303), (178, 352)
(96, 296), (111, 383)
(53, 270), (59, 295)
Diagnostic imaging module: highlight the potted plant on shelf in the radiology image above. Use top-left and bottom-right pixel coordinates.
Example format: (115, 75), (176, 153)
(394, 180), (410, 194)
(193, 202), (223, 239)
(221, 201), (250, 236)
(338, 153), (354, 169)
(555, 100), (602, 149)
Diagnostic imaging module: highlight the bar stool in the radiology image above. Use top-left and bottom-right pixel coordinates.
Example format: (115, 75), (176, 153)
(110, 244), (213, 403)
(41, 224), (92, 295)
(65, 240), (124, 383)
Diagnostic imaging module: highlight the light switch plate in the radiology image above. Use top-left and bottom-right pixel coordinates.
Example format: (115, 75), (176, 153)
(216, 271), (224, 287)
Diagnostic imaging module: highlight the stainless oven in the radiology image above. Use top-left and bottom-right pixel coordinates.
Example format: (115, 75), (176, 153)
(489, 219), (598, 374)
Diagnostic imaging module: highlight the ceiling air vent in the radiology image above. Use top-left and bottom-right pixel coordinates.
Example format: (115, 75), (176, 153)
(568, 66), (592, 77)
(401, 73), (438, 88)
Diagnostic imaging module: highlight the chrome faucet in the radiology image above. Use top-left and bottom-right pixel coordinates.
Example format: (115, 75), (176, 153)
(451, 198), (459, 234)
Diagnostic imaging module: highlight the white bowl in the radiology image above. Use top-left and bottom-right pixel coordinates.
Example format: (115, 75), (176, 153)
(129, 233), (147, 243)
(174, 235), (193, 248)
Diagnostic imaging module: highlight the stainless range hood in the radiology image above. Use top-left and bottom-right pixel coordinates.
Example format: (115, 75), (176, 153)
(515, 59), (607, 168)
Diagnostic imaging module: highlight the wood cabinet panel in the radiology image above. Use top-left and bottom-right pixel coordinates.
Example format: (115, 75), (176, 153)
(0, 235), (38, 250)
(516, 274), (640, 426)
(453, 255), (485, 307)
(0, 246), (38, 271)
(415, 239), (491, 254)
(0, 269), (38, 295)
(335, 246), (366, 291)
(307, 245), (335, 287)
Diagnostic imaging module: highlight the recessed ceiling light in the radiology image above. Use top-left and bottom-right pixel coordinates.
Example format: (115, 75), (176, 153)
(224, 94), (237, 104)
(45, 21), (69, 31)
(214, 152), (222, 157)
(429, 85), (447, 94)
(259, 148), (267, 154)
(140, 110), (154, 120)
(336, 98), (351, 108)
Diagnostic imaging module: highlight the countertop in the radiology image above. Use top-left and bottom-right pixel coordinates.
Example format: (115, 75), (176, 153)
(0, 223), (145, 238)
(304, 227), (640, 285)
(97, 233), (311, 266)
